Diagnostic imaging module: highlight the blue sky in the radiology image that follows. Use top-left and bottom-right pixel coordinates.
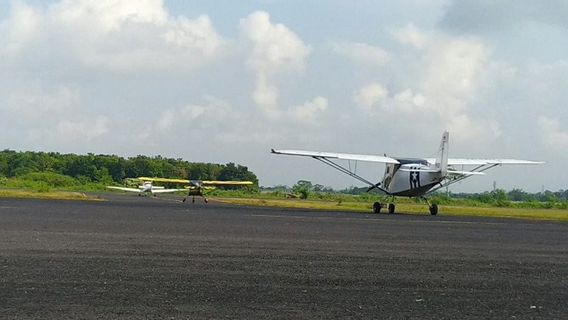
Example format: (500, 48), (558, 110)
(0, 0), (566, 192)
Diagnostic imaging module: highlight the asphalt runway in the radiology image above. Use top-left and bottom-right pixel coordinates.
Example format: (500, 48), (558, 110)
(0, 194), (566, 319)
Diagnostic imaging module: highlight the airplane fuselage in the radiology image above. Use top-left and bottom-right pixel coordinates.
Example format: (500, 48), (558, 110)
(382, 162), (443, 197)
(138, 182), (165, 194)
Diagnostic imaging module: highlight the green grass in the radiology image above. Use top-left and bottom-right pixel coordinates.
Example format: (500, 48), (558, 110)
(215, 197), (568, 222)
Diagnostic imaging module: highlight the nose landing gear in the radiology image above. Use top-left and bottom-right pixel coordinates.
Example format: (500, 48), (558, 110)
(429, 203), (438, 215)
(422, 197), (438, 215)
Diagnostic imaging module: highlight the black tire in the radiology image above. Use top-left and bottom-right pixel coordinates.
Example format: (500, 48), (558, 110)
(429, 204), (438, 215)
(388, 203), (395, 214)
(372, 202), (382, 214)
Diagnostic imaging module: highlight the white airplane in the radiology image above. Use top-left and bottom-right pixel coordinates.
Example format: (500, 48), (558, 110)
(137, 177), (254, 203)
(272, 131), (544, 215)
(107, 180), (186, 196)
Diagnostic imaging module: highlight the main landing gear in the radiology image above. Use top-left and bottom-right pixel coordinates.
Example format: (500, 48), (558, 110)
(372, 198), (438, 215)
(372, 202), (397, 214)
(182, 195), (209, 204)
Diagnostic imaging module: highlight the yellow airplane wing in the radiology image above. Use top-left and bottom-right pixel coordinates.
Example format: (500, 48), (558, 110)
(138, 177), (190, 184)
(138, 177), (254, 186)
(201, 181), (254, 186)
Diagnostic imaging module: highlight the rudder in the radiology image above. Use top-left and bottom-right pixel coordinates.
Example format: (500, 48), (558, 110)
(435, 131), (449, 176)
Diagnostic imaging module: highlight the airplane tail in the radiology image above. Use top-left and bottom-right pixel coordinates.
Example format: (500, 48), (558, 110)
(435, 131), (449, 176)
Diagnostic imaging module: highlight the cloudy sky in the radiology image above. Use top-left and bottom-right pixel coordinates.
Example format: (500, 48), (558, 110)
(1, 0), (566, 192)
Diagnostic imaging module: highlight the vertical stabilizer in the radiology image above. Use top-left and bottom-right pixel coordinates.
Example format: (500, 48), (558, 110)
(435, 131), (449, 176)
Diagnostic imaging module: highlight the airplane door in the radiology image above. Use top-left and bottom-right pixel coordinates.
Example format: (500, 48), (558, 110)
(382, 163), (396, 189)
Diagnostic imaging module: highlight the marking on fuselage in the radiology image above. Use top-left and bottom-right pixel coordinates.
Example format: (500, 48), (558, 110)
(409, 170), (421, 189)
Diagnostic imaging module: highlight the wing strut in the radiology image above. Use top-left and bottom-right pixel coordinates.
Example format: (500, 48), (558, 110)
(313, 156), (390, 194)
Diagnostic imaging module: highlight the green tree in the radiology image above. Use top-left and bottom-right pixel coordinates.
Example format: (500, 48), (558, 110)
(293, 180), (313, 199)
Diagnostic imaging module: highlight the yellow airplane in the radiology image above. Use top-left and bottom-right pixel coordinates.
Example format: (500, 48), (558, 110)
(137, 177), (254, 203)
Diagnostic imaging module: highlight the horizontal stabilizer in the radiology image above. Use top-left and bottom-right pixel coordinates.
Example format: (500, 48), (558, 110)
(425, 158), (544, 165)
(399, 168), (485, 176)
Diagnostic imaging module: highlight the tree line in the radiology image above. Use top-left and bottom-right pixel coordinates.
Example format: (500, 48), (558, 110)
(0, 150), (258, 186)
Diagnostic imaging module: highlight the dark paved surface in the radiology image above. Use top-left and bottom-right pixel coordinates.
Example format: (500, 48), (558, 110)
(0, 194), (567, 319)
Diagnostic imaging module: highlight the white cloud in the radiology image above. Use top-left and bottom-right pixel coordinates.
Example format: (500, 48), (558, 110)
(333, 42), (390, 66)
(390, 24), (429, 48)
(0, 0), (226, 71)
(156, 109), (176, 132)
(56, 116), (110, 141)
(2, 85), (81, 120)
(0, 1), (42, 59)
(53, 0), (168, 32)
(353, 83), (389, 111)
(289, 97), (328, 123)
(240, 11), (311, 113)
(362, 26), (500, 142)
(153, 96), (232, 132)
(181, 104), (207, 120)
(240, 11), (311, 74)
(252, 74), (279, 115)
(393, 89), (426, 111)
(538, 116), (568, 151)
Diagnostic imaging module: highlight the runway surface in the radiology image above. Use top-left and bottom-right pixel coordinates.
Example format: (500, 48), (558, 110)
(0, 194), (566, 319)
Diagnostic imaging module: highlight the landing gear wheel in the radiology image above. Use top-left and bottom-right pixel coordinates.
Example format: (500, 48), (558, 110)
(372, 202), (382, 214)
(429, 204), (438, 215)
(388, 203), (396, 214)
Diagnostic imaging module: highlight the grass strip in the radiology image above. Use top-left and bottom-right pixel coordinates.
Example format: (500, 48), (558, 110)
(0, 189), (101, 201)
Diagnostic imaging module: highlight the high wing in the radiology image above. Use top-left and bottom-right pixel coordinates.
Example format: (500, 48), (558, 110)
(201, 181), (254, 186)
(271, 149), (400, 164)
(107, 186), (142, 192)
(138, 177), (254, 187)
(138, 177), (190, 184)
(271, 148), (398, 193)
(425, 158), (544, 165)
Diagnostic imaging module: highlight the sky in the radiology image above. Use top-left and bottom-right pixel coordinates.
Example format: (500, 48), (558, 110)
(0, 0), (566, 192)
